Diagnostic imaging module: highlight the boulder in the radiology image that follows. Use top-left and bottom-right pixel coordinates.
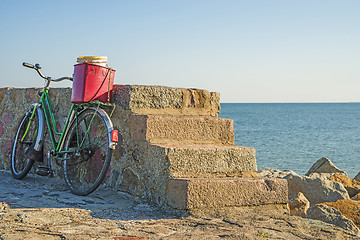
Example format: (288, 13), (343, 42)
(285, 173), (349, 205)
(288, 192), (310, 217)
(257, 168), (299, 178)
(323, 199), (360, 228)
(307, 204), (359, 234)
(329, 174), (360, 198)
(305, 157), (347, 176)
(354, 172), (360, 182)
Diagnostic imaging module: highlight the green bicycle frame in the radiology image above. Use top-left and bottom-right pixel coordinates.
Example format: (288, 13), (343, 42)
(39, 88), (76, 155)
(21, 104), (38, 142)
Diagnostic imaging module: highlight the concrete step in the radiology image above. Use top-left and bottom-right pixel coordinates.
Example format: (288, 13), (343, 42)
(166, 177), (288, 210)
(117, 143), (258, 206)
(112, 85), (220, 117)
(130, 115), (235, 145)
(150, 143), (257, 178)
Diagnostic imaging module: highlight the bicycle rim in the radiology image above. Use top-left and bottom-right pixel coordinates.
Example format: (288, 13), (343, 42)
(11, 110), (38, 179)
(64, 108), (112, 196)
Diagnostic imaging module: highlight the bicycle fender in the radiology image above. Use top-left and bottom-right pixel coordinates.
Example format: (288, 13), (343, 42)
(95, 108), (117, 149)
(31, 103), (45, 151)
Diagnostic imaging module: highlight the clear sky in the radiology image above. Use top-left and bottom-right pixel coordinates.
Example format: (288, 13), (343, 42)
(1, 0), (359, 103)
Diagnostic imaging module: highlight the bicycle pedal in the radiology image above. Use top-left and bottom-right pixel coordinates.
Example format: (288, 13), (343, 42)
(35, 166), (53, 176)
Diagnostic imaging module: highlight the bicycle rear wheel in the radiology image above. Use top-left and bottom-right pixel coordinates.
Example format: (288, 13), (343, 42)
(11, 109), (41, 179)
(63, 108), (113, 196)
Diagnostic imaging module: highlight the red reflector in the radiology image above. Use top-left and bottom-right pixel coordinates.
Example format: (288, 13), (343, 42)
(111, 130), (119, 142)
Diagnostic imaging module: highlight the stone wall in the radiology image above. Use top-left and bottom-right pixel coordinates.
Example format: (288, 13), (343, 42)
(0, 85), (287, 213)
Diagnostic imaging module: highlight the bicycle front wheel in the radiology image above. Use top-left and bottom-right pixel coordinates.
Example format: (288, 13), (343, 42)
(63, 108), (113, 196)
(11, 109), (41, 179)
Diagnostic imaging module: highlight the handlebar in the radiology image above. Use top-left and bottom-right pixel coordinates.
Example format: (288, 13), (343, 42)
(23, 62), (35, 69)
(23, 62), (73, 88)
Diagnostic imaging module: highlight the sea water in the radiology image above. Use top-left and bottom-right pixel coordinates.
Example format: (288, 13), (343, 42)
(219, 103), (360, 178)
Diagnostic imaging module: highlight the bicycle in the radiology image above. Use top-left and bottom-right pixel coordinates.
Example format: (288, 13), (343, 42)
(10, 62), (118, 196)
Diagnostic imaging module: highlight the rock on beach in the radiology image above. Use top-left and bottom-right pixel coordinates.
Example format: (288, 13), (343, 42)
(285, 173), (350, 205)
(323, 199), (360, 228)
(305, 157), (348, 176)
(329, 174), (360, 198)
(288, 192), (310, 217)
(259, 157), (360, 235)
(307, 204), (360, 234)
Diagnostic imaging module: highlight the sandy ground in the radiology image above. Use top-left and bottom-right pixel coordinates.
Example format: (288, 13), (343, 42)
(0, 170), (359, 240)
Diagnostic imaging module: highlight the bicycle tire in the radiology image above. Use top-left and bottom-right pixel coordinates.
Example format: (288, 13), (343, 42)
(11, 109), (41, 179)
(63, 108), (113, 196)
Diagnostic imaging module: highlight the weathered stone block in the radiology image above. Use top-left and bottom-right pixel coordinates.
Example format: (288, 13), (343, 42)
(113, 85), (220, 117)
(129, 115), (234, 145)
(121, 143), (257, 205)
(151, 143), (256, 178)
(166, 177), (288, 209)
